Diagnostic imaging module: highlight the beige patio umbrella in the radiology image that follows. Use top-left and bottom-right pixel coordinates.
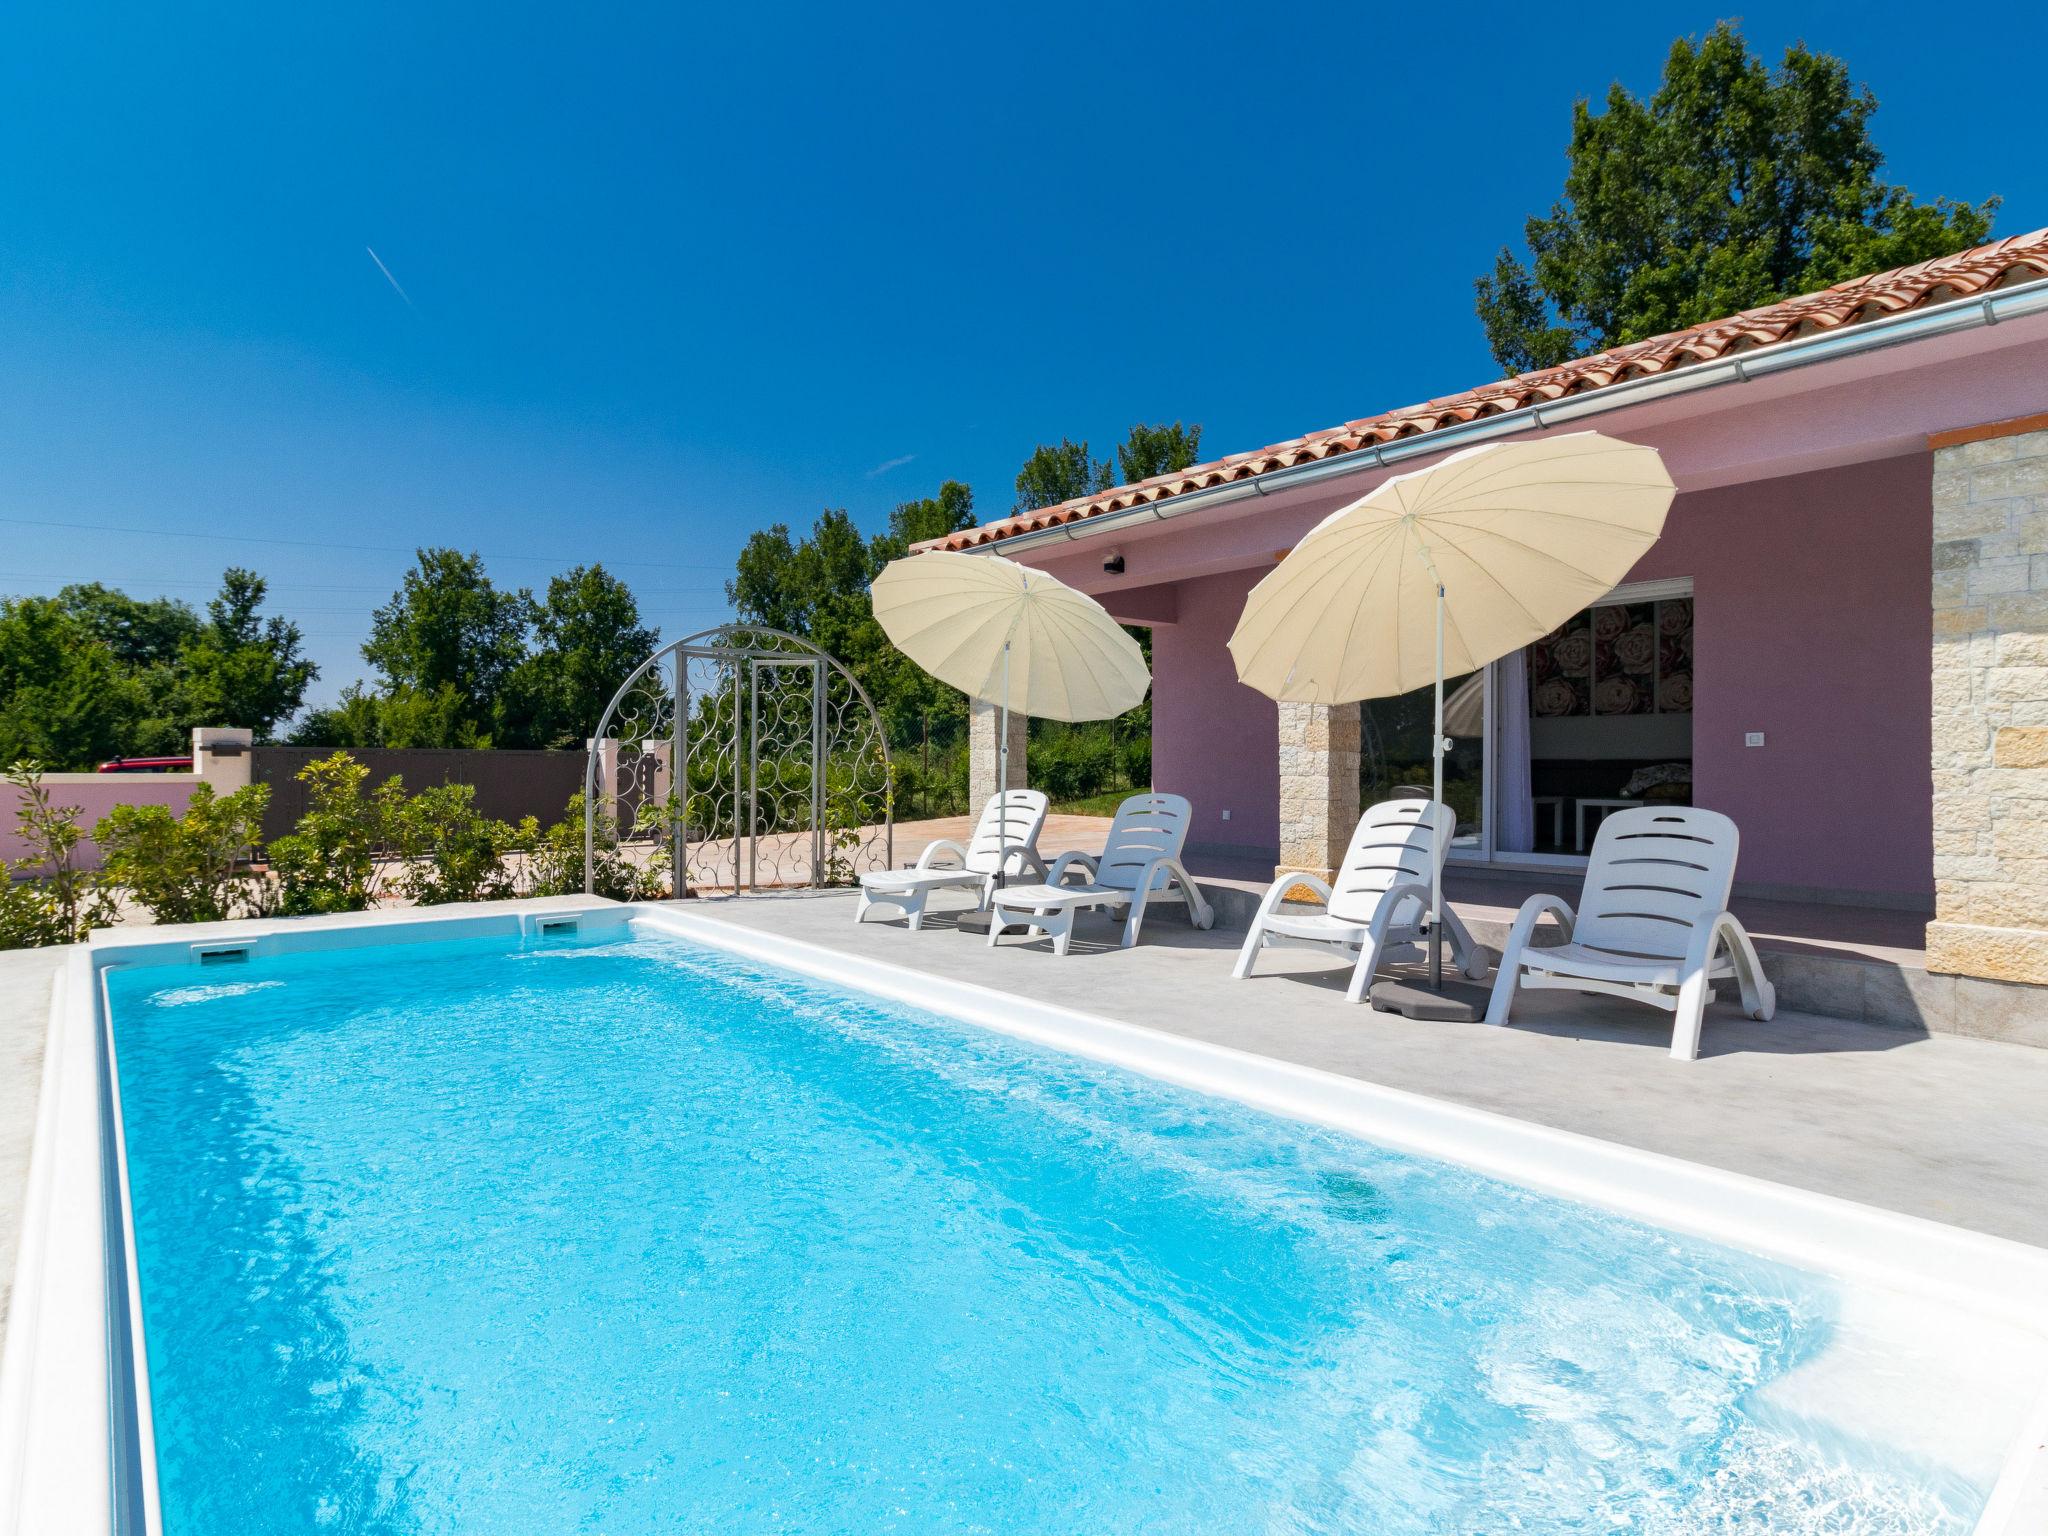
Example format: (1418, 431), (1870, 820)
(1229, 431), (1674, 1004)
(872, 550), (1150, 902)
(872, 550), (1150, 725)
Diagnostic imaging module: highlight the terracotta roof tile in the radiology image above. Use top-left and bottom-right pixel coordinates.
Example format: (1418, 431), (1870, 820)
(920, 228), (2048, 552)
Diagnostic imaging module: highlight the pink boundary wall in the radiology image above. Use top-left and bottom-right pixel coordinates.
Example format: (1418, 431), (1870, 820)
(0, 777), (201, 873)
(1146, 453), (1934, 902)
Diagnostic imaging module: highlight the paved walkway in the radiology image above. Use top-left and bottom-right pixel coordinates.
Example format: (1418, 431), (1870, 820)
(0, 946), (59, 1339)
(698, 888), (2048, 1248)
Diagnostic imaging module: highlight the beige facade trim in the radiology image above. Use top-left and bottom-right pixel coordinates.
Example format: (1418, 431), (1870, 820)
(1929, 411), (2048, 451)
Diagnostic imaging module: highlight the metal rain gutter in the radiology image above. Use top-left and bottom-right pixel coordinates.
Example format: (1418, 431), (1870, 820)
(970, 274), (2048, 557)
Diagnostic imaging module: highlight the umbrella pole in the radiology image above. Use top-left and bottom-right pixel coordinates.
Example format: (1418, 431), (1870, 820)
(1430, 577), (1445, 991)
(996, 640), (1011, 893)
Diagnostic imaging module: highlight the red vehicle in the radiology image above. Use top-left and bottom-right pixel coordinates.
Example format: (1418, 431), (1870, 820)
(95, 756), (194, 774)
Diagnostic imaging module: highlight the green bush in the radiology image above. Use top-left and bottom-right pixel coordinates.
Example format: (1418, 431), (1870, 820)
(2, 761), (115, 947)
(387, 782), (518, 906)
(1030, 726), (1116, 804)
(266, 752), (395, 915)
(523, 791), (666, 901)
(96, 782), (272, 925)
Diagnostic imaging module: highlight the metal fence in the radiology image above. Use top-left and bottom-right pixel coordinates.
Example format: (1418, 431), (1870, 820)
(250, 747), (587, 843)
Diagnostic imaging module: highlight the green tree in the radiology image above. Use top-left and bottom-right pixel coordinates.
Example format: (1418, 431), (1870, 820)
(1115, 421), (1204, 484)
(175, 570), (317, 741)
(1474, 22), (1997, 373)
(0, 597), (139, 768)
(1014, 438), (1111, 513)
(724, 485), (983, 810)
(503, 565), (658, 748)
(880, 480), (977, 553)
(360, 549), (533, 746)
(57, 583), (201, 670)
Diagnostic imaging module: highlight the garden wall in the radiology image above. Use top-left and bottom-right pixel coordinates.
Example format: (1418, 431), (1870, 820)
(0, 775), (202, 872)
(250, 747), (588, 842)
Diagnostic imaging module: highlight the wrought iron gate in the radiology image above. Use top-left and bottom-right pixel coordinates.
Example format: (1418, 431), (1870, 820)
(584, 625), (892, 895)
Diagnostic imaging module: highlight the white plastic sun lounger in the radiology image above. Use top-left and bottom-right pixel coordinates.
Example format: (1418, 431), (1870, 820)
(1233, 798), (1486, 1003)
(985, 793), (1214, 955)
(1485, 805), (1776, 1061)
(854, 789), (1049, 931)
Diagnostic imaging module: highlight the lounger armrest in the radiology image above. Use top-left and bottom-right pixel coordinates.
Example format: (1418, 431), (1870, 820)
(1125, 856), (1214, 929)
(1503, 893), (1576, 955)
(913, 838), (970, 872)
(1682, 910), (1744, 978)
(1047, 850), (1097, 887)
(1001, 844), (1049, 882)
(1376, 881), (1436, 935)
(1251, 870), (1333, 925)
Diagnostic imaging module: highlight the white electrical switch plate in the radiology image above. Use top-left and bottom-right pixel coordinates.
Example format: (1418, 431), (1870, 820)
(1745, 732), (1765, 748)
(1221, 809), (1231, 821)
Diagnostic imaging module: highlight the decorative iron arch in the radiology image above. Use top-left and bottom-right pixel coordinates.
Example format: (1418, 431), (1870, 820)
(584, 625), (892, 896)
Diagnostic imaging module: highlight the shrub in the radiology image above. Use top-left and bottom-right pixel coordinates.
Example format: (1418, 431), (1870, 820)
(387, 782), (517, 906)
(523, 792), (665, 901)
(96, 783), (273, 925)
(2, 761), (115, 947)
(266, 752), (395, 915)
(1030, 726), (1116, 804)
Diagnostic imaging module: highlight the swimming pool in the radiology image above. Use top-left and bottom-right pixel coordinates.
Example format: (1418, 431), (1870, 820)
(8, 903), (2048, 1533)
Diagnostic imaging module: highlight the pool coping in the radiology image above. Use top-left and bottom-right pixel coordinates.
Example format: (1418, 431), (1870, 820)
(3, 896), (2044, 1533)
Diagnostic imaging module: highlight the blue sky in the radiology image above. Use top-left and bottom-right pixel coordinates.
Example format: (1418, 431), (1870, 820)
(2, 3), (2041, 709)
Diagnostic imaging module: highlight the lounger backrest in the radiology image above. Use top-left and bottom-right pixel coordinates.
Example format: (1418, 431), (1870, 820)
(1573, 807), (1739, 960)
(1093, 793), (1194, 891)
(964, 789), (1050, 874)
(1326, 799), (1455, 925)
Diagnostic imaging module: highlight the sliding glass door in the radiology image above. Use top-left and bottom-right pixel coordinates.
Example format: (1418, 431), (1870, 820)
(1492, 577), (1693, 863)
(1359, 668), (1486, 855)
(1364, 579), (1692, 866)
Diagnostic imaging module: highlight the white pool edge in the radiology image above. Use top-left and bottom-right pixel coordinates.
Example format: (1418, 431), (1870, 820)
(1, 897), (2042, 1533)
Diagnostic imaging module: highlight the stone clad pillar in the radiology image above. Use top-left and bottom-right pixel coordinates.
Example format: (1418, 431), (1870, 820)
(968, 699), (1027, 809)
(1927, 419), (2048, 983)
(191, 726), (253, 793)
(1275, 700), (1360, 881)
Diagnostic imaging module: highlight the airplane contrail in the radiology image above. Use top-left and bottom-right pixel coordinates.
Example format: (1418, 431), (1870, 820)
(366, 246), (414, 308)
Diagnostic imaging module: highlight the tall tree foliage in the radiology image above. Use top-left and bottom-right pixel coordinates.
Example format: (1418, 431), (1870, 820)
(1474, 22), (1997, 374)
(1013, 439), (1111, 513)
(359, 549), (533, 745)
(297, 553), (656, 749)
(726, 482), (980, 756)
(508, 565), (659, 748)
(0, 570), (315, 768)
(177, 570), (317, 740)
(1115, 421), (1204, 484)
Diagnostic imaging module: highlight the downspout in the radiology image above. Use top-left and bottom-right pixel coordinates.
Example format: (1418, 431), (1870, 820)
(972, 274), (2048, 557)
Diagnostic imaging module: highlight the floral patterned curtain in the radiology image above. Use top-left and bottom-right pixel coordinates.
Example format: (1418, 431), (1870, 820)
(1529, 598), (1693, 719)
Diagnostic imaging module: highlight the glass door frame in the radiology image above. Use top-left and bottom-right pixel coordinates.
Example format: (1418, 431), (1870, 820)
(1452, 575), (1695, 871)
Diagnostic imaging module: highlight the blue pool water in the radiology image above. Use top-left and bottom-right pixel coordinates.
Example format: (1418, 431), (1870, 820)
(107, 926), (1981, 1534)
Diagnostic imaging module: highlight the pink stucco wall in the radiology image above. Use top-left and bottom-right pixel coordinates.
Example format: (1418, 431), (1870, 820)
(1, 776), (201, 872)
(1151, 568), (1278, 857)
(1632, 452), (1933, 902)
(1139, 453), (1934, 901)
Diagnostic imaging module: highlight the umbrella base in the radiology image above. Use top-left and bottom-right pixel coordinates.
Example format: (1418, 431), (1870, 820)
(954, 910), (996, 935)
(1368, 977), (1488, 1022)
